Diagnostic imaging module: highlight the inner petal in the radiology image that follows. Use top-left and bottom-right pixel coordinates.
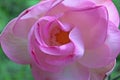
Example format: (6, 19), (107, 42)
(49, 26), (70, 46)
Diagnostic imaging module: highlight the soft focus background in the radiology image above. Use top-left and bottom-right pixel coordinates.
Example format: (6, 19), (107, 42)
(0, 0), (120, 80)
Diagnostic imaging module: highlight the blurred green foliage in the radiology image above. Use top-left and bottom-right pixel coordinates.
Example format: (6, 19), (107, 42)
(0, 0), (120, 80)
(0, 0), (40, 32)
(113, 0), (120, 14)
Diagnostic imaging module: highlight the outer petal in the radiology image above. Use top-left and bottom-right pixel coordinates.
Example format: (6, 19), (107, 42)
(62, 0), (95, 8)
(90, 60), (115, 80)
(13, 17), (36, 38)
(79, 44), (110, 68)
(105, 22), (120, 61)
(31, 63), (90, 80)
(13, 0), (64, 38)
(90, 0), (119, 27)
(61, 6), (108, 49)
(0, 19), (31, 64)
(47, 0), (96, 17)
(79, 21), (120, 68)
(70, 0), (119, 27)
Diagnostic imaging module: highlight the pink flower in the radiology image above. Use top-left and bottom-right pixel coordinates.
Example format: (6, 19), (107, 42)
(0, 0), (120, 80)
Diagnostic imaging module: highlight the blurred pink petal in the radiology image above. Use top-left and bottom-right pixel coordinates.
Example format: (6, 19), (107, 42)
(29, 28), (62, 72)
(90, 60), (115, 80)
(13, 0), (63, 38)
(79, 44), (110, 68)
(62, 0), (95, 8)
(69, 27), (84, 58)
(31, 63), (90, 80)
(29, 16), (84, 71)
(34, 16), (75, 56)
(105, 22), (120, 61)
(0, 19), (31, 64)
(0, 0), (119, 80)
(61, 6), (108, 49)
(90, 0), (119, 27)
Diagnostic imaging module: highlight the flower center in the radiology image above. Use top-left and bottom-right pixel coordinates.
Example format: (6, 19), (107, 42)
(55, 29), (70, 44)
(50, 27), (70, 46)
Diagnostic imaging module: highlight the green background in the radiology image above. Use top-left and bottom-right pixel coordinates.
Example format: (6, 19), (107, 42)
(0, 0), (120, 80)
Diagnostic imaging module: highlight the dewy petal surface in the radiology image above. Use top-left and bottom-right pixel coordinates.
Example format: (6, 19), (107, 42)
(31, 62), (90, 80)
(61, 6), (108, 49)
(0, 18), (31, 64)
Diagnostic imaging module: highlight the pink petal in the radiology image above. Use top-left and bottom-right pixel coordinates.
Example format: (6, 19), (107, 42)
(105, 1), (119, 27)
(69, 27), (84, 58)
(105, 22), (120, 62)
(79, 44), (110, 68)
(13, 17), (36, 38)
(31, 63), (90, 80)
(61, 6), (108, 49)
(34, 16), (56, 46)
(90, 60), (115, 80)
(62, 0), (95, 8)
(0, 18), (31, 64)
(28, 16), (80, 71)
(46, 1), (70, 17)
(29, 29), (62, 72)
(90, 0), (119, 27)
(34, 16), (74, 56)
(46, 0), (96, 18)
(13, 0), (63, 38)
(39, 43), (74, 56)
